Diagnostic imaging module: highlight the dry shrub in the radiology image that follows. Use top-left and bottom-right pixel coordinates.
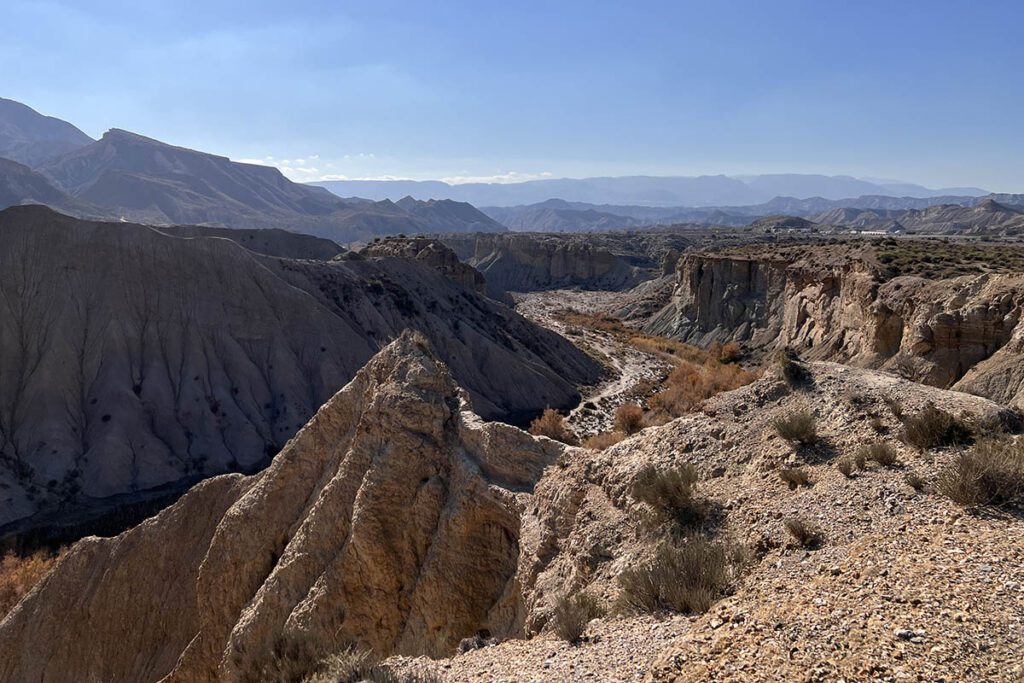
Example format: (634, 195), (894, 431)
(773, 347), (809, 386)
(616, 535), (742, 615)
(783, 517), (823, 549)
(904, 472), (927, 492)
(631, 462), (702, 526)
(549, 592), (606, 643)
(883, 395), (904, 419)
(301, 648), (441, 683)
(853, 449), (868, 470)
(709, 341), (743, 363)
(779, 467), (811, 489)
(614, 402), (645, 435)
(869, 417), (886, 434)
(902, 403), (973, 450)
(773, 410), (818, 446)
(583, 431), (625, 450)
(936, 438), (1024, 507)
(0, 549), (59, 618)
(858, 441), (899, 467)
(836, 457), (855, 478)
(649, 359), (756, 417)
(529, 408), (579, 446)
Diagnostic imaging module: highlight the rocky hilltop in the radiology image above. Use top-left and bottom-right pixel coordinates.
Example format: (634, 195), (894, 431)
(639, 242), (1024, 406)
(2, 334), (1020, 682)
(0, 206), (598, 533)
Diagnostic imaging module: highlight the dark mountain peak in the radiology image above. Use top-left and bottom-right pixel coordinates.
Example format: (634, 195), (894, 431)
(395, 195), (419, 210)
(0, 97), (94, 167)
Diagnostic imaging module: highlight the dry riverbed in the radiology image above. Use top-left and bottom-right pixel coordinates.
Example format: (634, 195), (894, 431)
(512, 290), (673, 437)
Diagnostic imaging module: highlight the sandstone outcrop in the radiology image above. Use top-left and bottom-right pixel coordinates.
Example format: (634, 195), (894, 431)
(641, 245), (1024, 405)
(0, 206), (599, 531)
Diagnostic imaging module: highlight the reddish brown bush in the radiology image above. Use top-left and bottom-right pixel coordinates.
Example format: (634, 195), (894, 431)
(584, 431), (626, 450)
(614, 402), (645, 435)
(529, 408), (579, 446)
(0, 549), (59, 618)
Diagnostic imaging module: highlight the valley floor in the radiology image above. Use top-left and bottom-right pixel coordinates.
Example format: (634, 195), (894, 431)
(512, 289), (673, 436)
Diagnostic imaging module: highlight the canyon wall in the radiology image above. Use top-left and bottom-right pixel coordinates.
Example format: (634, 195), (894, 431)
(440, 233), (646, 293)
(0, 206), (599, 531)
(640, 250), (1024, 405)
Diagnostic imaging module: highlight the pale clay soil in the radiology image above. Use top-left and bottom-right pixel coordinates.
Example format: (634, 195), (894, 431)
(379, 292), (1024, 683)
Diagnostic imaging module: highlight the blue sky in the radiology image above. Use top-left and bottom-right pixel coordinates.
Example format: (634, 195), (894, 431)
(2, 0), (1022, 190)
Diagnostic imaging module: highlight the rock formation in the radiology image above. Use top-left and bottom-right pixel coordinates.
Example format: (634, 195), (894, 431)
(0, 333), (565, 681)
(0, 206), (598, 531)
(641, 245), (1024, 406)
(439, 233), (649, 293)
(2, 339), (1018, 683)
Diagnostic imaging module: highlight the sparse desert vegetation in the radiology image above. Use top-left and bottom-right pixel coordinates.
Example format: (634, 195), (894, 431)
(875, 239), (1024, 279)
(902, 403), (973, 450)
(773, 409), (819, 446)
(0, 549), (59, 619)
(857, 441), (899, 467)
(613, 402), (645, 435)
(549, 592), (606, 644)
(631, 462), (703, 527)
(779, 467), (811, 489)
(936, 438), (1024, 507)
(529, 408), (579, 446)
(616, 535), (743, 615)
(783, 516), (823, 549)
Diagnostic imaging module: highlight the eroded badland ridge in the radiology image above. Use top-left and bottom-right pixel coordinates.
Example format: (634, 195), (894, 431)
(0, 224), (1022, 682)
(1, 97), (1023, 683)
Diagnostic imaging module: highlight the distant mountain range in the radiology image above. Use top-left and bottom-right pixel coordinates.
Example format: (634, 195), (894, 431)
(474, 195), (1005, 232)
(0, 99), (504, 243)
(312, 175), (990, 208)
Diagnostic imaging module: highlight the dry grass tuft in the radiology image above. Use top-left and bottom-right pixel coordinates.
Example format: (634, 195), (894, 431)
(882, 395), (904, 419)
(614, 402), (645, 435)
(709, 341), (743, 364)
(549, 592), (606, 643)
(648, 359), (756, 418)
(779, 467), (811, 489)
(773, 410), (818, 446)
(300, 647), (442, 683)
(902, 403), (973, 450)
(904, 472), (928, 492)
(616, 535), (743, 615)
(0, 549), (60, 619)
(936, 438), (1024, 508)
(631, 462), (703, 526)
(529, 408), (579, 446)
(783, 517), (823, 549)
(836, 457), (855, 478)
(773, 347), (810, 386)
(858, 441), (899, 467)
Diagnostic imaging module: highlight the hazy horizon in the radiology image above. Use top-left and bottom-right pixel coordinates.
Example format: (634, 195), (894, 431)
(4, 0), (1022, 192)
